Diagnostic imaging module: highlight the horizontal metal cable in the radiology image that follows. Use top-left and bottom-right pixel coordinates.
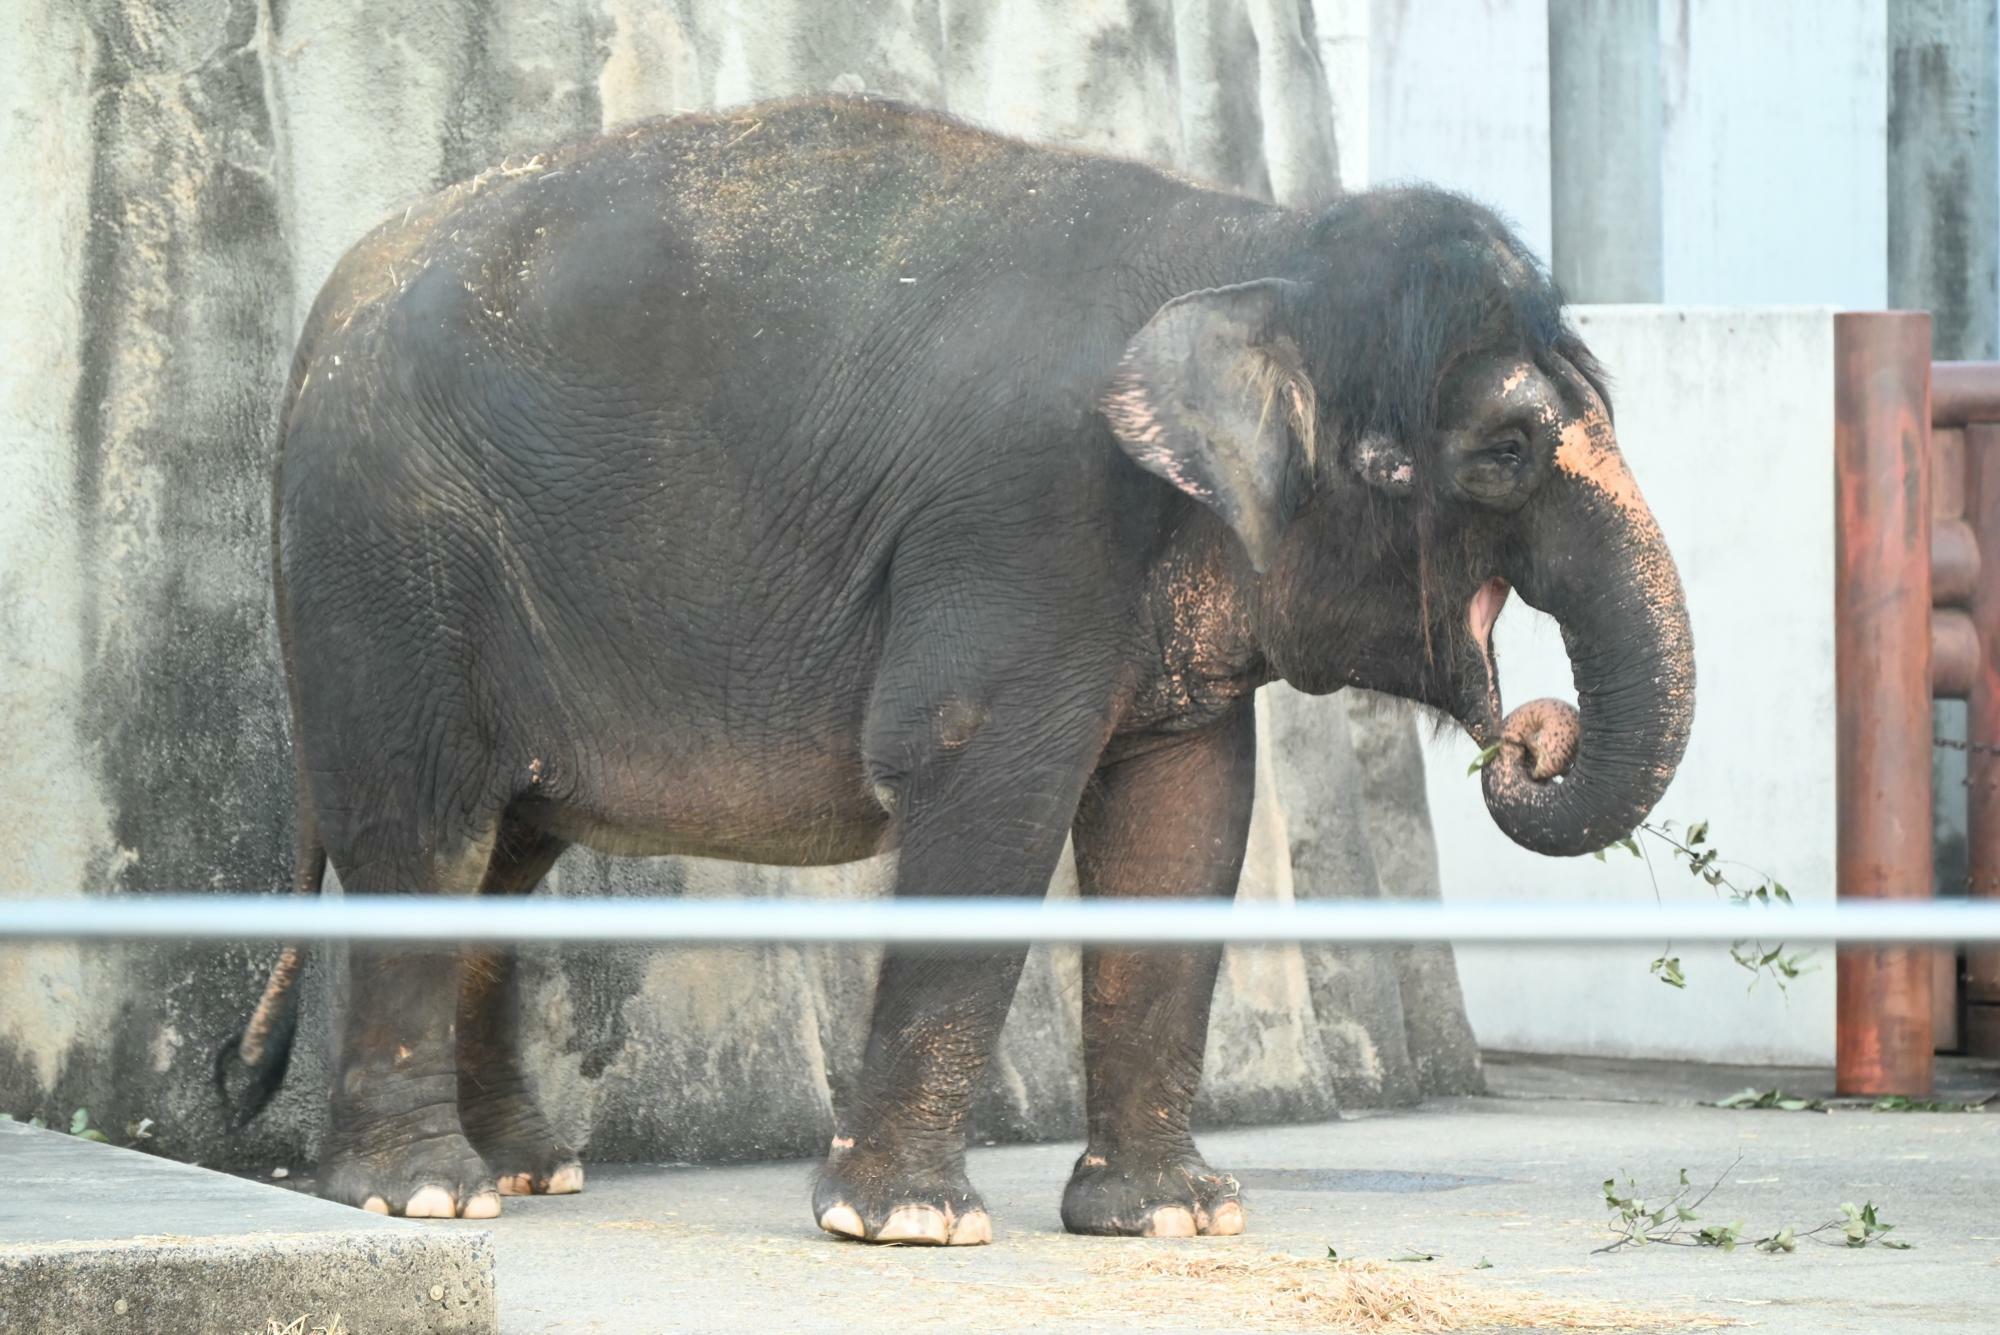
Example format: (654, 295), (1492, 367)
(1, 895), (1996, 946)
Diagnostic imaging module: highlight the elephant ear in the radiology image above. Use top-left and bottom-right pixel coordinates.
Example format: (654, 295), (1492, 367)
(1101, 279), (1317, 573)
(1349, 431), (1416, 495)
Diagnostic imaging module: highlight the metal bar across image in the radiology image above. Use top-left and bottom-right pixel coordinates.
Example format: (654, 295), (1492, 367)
(3, 896), (1999, 947)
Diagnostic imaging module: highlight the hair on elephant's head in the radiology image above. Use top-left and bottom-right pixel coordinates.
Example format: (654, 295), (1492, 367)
(1102, 185), (1694, 858)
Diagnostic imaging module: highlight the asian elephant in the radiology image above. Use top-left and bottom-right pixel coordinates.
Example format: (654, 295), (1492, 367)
(217, 94), (1693, 1244)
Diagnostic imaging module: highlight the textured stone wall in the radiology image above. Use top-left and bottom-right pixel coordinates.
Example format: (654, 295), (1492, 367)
(0, 0), (1480, 1172)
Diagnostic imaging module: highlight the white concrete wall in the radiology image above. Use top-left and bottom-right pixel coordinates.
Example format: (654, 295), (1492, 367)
(1659, 0), (1889, 308)
(1423, 307), (1840, 1065)
(1362, 1), (1890, 308)
(0, 0), (123, 1096)
(1368, 0), (1552, 262)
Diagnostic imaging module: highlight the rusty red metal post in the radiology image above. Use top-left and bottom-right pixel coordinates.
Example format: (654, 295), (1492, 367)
(1835, 312), (1934, 1097)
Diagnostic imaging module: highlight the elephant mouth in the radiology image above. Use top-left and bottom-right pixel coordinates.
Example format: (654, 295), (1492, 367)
(1463, 575), (1585, 786)
(1460, 576), (1586, 781)
(1463, 577), (1510, 743)
(1469, 576), (1510, 654)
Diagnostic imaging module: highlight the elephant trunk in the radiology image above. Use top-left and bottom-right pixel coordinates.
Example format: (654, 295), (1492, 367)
(1478, 381), (1694, 857)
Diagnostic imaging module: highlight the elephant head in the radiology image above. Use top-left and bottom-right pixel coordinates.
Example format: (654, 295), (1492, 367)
(1103, 185), (1693, 857)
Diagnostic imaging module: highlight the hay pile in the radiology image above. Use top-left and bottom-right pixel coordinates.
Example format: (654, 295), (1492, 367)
(1074, 1253), (1724, 1332)
(241, 1317), (348, 1335)
(893, 1251), (1731, 1332)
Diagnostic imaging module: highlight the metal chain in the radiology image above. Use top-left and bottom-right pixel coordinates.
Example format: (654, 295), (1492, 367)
(1929, 739), (2000, 892)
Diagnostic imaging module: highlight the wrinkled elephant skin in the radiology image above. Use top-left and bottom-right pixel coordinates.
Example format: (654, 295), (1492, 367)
(219, 95), (1695, 1243)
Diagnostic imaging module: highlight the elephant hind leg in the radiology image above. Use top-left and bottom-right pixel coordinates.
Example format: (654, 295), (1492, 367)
(814, 601), (1111, 1247)
(318, 824), (505, 1220)
(457, 816), (582, 1196)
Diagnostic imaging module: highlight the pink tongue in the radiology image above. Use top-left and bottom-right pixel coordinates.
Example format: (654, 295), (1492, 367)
(1468, 578), (1511, 650)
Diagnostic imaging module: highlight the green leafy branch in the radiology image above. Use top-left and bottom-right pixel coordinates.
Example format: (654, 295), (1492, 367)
(1, 1108), (155, 1147)
(1462, 753), (1805, 991)
(1711, 1087), (1991, 1114)
(1751, 1201), (1911, 1253)
(1870, 1094), (1992, 1113)
(1598, 1158), (1911, 1254)
(1597, 1157), (1744, 1253)
(1710, 1087), (1825, 1113)
(1607, 819), (1813, 993)
(1326, 1244), (1491, 1268)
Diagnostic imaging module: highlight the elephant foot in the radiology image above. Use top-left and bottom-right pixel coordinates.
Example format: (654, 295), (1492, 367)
(1060, 1146), (1245, 1237)
(320, 1108), (500, 1219)
(460, 1090), (584, 1196)
(812, 1141), (992, 1245)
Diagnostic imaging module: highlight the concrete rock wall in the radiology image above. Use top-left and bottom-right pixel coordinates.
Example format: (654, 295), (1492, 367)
(0, 0), (1481, 1171)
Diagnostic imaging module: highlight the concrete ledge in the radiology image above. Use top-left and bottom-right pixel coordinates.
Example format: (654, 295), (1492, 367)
(0, 1120), (493, 1335)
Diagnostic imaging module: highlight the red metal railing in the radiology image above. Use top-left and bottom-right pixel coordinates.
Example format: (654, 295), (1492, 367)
(1835, 331), (2000, 1095)
(1939, 362), (2000, 1061)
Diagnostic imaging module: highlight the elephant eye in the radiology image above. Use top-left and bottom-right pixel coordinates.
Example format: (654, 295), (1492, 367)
(1453, 430), (1533, 505)
(1485, 432), (1526, 467)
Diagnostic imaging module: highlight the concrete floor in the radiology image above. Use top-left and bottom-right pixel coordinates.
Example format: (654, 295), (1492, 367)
(467, 1056), (2000, 1334)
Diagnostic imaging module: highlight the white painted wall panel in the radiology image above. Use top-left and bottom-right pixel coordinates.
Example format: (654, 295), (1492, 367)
(1424, 307), (1840, 1065)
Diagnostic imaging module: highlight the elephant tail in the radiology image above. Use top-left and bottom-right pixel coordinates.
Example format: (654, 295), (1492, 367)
(212, 810), (326, 1132)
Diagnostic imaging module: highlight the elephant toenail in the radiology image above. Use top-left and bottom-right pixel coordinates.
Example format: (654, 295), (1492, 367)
(497, 1173), (534, 1196)
(819, 1204), (866, 1239)
(876, 1205), (949, 1244)
(404, 1186), (456, 1218)
(1144, 1206), (1198, 1238)
(461, 1191), (502, 1219)
(545, 1163), (585, 1195)
(947, 1210), (993, 1245)
(361, 1196), (390, 1215)
(1205, 1201), (1246, 1235)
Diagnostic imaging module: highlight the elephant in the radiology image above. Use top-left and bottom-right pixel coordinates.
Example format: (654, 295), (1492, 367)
(215, 93), (1693, 1245)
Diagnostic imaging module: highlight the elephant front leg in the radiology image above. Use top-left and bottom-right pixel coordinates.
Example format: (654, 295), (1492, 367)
(813, 946), (1029, 1245)
(814, 676), (1106, 1246)
(1062, 703), (1256, 1238)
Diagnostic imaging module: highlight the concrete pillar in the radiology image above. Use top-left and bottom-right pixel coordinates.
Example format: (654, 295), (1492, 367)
(1889, 0), (2000, 360)
(1659, 1), (1887, 308)
(1369, 0), (1552, 263)
(1548, 0), (1662, 301)
(1310, 0), (1370, 193)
